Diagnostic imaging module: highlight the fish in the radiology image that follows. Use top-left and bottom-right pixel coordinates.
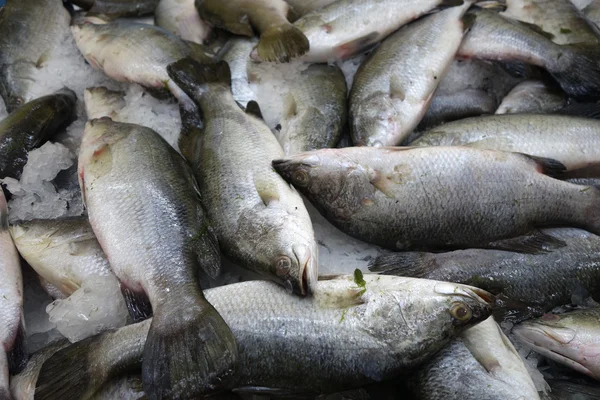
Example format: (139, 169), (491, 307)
(349, 2), (474, 146)
(283, 0), (338, 16)
(68, 0), (160, 17)
(91, 376), (145, 400)
(155, 0), (212, 44)
(544, 378), (600, 399)
(410, 114), (600, 176)
(215, 37), (258, 108)
(291, 0), (466, 63)
(275, 64), (347, 155)
(0, 0), (71, 112)
(0, 190), (26, 399)
(584, 1), (600, 28)
(9, 217), (116, 298)
(369, 228), (600, 322)
(29, 275), (493, 397)
(495, 79), (567, 114)
(83, 87), (126, 120)
(272, 146), (600, 252)
(416, 59), (524, 131)
(78, 118), (237, 398)
(567, 177), (600, 187)
(513, 307), (600, 380)
(71, 21), (214, 109)
(196, 0), (309, 63)
(0, 89), (77, 180)
(457, 8), (600, 100)
(410, 316), (540, 399)
(501, 0), (600, 44)
(167, 58), (319, 296)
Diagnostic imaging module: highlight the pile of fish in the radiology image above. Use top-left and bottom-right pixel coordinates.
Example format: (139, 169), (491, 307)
(1, 0), (600, 399)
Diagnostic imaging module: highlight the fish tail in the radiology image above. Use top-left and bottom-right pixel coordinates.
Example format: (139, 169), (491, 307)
(255, 24), (309, 63)
(167, 58), (232, 101)
(368, 252), (435, 277)
(550, 45), (600, 101)
(142, 289), (238, 398)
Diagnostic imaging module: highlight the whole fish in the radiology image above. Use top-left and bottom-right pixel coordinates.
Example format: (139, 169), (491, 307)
(0, 0), (71, 112)
(291, 0), (465, 63)
(0, 190), (25, 399)
(369, 228), (600, 322)
(273, 147), (600, 252)
(350, 2), (473, 146)
(410, 114), (600, 176)
(216, 37), (258, 108)
(196, 0), (309, 63)
(155, 0), (212, 44)
(168, 58), (318, 295)
(283, 0), (338, 16)
(9, 218), (116, 297)
(458, 8), (600, 100)
(78, 119), (237, 398)
(496, 80), (567, 114)
(501, 0), (600, 44)
(275, 64), (347, 155)
(84, 87), (126, 120)
(28, 275), (493, 398)
(71, 21), (214, 109)
(514, 308), (600, 380)
(411, 317), (540, 399)
(0, 89), (77, 180)
(68, 0), (160, 17)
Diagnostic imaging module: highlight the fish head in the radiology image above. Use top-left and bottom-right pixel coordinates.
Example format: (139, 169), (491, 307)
(513, 311), (600, 379)
(351, 94), (402, 147)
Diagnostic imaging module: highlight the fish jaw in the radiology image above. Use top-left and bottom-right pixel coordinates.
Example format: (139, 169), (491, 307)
(513, 320), (600, 379)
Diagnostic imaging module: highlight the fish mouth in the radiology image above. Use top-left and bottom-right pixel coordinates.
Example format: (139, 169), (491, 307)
(292, 243), (317, 296)
(434, 282), (495, 305)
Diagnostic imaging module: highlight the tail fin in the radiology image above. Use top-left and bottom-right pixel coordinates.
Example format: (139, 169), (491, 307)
(142, 289), (238, 399)
(550, 45), (600, 101)
(368, 252), (436, 278)
(254, 24), (309, 63)
(167, 59), (231, 103)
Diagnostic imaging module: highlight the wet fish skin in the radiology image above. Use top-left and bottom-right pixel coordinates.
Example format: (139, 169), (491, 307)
(0, 190), (25, 399)
(69, 0), (160, 17)
(78, 119), (237, 399)
(155, 0), (212, 44)
(29, 276), (493, 396)
(168, 58), (318, 296)
(411, 317), (539, 400)
(544, 379), (600, 399)
(283, 0), (338, 16)
(273, 146), (600, 251)
(196, 0), (309, 63)
(292, 0), (463, 63)
(0, 89), (77, 180)
(71, 21), (214, 109)
(369, 228), (600, 322)
(350, 3), (472, 146)
(458, 8), (600, 100)
(9, 217), (115, 297)
(584, 0), (600, 27)
(514, 307), (600, 380)
(496, 80), (567, 114)
(411, 114), (600, 175)
(277, 64), (347, 155)
(0, 0), (71, 112)
(501, 0), (600, 45)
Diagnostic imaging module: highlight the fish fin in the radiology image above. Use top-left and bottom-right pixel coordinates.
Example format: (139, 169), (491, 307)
(497, 61), (538, 78)
(369, 169), (396, 198)
(368, 252), (434, 277)
(142, 290), (238, 398)
(192, 219), (222, 281)
(462, 12), (477, 30)
(519, 154), (567, 177)
(550, 45), (600, 100)
(254, 175), (280, 206)
(120, 284), (153, 322)
(185, 41), (216, 64)
(167, 59), (231, 102)
(558, 102), (600, 119)
(36, 50), (52, 68)
(282, 93), (298, 118)
(178, 103), (204, 163)
(389, 75), (406, 101)
(196, 5), (254, 37)
(482, 230), (567, 254)
(439, 0), (466, 7)
(7, 321), (27, 375)
(464, 339), (503, 374)
(255, 23), (309, 63)
(245, 100), (263, 120)
(336, 31), (379, 60)
(512, 20), (555, 40)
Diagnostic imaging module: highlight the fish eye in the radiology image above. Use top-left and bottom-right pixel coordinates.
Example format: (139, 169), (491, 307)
(450, 302), (472, 322)
(275, 256), (291, 278)
(292, 170), (309, 187)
